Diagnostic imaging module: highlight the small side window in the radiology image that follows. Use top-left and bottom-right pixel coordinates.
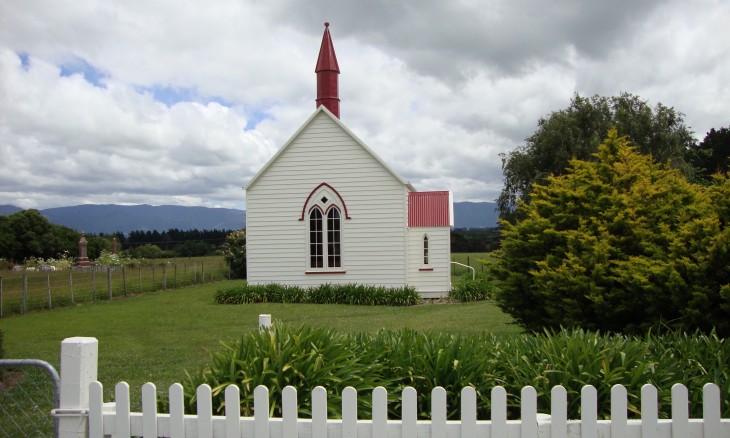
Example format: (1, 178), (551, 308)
(423, 235), (429, 265)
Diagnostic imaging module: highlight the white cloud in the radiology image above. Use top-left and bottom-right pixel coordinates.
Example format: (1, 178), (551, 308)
(0, 0), (728, 211)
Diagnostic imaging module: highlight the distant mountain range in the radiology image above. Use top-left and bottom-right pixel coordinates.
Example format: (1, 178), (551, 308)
(1, 202), (498, 234)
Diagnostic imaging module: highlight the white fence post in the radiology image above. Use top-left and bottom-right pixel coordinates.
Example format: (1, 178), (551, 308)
(259, 314), (272, 330)
(56, 337), (98, 438)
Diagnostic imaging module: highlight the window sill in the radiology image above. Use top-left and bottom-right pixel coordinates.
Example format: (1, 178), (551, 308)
(418, 267), (434, 271)
(305, 270), (347, 275)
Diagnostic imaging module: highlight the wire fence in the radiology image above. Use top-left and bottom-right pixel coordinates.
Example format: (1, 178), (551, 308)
(0, 259), (231, 317)
(0, 360), (60, 438)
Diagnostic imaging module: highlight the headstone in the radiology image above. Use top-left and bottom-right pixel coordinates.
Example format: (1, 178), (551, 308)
(77, 233), (91, 267)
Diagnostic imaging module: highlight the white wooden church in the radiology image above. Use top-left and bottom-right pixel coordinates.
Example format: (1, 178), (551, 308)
(245, 23), (453, 297)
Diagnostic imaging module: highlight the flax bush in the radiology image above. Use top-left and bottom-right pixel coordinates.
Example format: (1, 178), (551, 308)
(448, 278), (496, 302)
(184, 324), (730, 420)
(215, 283), (420, 306)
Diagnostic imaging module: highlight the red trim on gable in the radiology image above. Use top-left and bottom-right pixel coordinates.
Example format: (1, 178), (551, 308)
(408, 191), (451, 227)
(299, 182), (351, 221)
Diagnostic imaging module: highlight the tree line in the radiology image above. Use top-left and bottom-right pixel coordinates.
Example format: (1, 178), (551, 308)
(0, 209), (236, 265)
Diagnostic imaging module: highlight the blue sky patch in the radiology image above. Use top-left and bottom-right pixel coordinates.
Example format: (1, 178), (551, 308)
(59, 57), (107, 88)
(137, 85), (235, 108)
(18, 52), (30, 70)
(245, 110), (270, 131)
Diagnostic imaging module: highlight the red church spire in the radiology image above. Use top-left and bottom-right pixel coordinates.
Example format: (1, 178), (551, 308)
(315, 22), (340, 118)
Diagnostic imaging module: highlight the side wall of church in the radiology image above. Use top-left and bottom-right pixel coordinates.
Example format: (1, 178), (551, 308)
(406, 226), (451, 297)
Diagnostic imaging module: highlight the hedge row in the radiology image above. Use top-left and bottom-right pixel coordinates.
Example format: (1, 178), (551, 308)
(215, 283), (421, 306)
(182, 324), (730, 420)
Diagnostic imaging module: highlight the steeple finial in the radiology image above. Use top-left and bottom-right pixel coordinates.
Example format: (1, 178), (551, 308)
(315, 22), (340, 118)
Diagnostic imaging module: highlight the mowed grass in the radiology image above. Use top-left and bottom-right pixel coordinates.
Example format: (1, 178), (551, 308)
(0, 279), (518, 406)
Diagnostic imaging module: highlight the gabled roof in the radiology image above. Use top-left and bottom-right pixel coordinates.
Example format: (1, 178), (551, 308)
(408, 191), (453, 227)
(244, 106), (416, 191)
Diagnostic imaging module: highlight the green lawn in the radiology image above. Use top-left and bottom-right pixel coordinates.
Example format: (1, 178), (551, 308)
(0, 279), (518, 405)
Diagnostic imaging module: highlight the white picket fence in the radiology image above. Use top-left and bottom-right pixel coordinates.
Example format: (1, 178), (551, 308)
(53, 337), (730, 438)
(87, 381), (730, 438)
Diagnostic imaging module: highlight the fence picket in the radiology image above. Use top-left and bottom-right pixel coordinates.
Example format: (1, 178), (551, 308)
(312, 386), (327, 438)
(402, 387), (418, 438)
(89, 381), (104, 438)
(610, 384), (627, 438)
(581, 385), (597, 438)
(170, 383), (186, 438)
(521, 386), (537, 438)
(225, 385), (241, 438)
(283, 386), (298, 438)
(641, 384), (658, 438)
(551, 385), (567, 438)
(342, 387), (357, 438)
(115, 382), (131, 438)
(491, 386), (507, 438)
(432, 386), (447, 438)
(460, 386), (476, 438)
(142, 383), (158, 438)
(255, 385), (270, 438)
(372, 386), (388, 438)
(704, 383), (721, 438)
(197, 384), (213, 438)
(671, 383), (689, 438)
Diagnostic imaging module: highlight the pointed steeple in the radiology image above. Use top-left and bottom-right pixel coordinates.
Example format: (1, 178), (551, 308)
(315, 22), (340, 118)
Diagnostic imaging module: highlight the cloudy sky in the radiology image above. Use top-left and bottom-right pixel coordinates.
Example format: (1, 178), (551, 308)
(1, 0), (728, 211)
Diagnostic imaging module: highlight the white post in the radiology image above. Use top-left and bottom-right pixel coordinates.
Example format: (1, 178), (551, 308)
(259, 314), (272, 330)
(56, 337), (98, 438)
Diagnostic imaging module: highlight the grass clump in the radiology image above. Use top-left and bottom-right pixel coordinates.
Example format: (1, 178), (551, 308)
(184, 324), (730, 421)
(215, 283), (420, 306)
(449, 278), (496, 302)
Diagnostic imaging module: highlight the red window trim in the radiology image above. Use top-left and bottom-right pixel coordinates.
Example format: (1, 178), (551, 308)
(299, 182), (351, 221)
(305, 270), (347, 275)
(418, 267), (434, 271)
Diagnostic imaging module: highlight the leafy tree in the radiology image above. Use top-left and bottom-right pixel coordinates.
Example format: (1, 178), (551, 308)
(493, 130), (729, 335)
(498, 93), (695, 220)
(131, 244), (165, 259)
(0, 210), (77, 261)
(224, 230), (246, 278)
(685, 126), (730, 184)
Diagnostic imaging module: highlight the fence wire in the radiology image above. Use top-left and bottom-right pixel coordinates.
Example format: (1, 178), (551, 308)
(0, 360), (59, 438)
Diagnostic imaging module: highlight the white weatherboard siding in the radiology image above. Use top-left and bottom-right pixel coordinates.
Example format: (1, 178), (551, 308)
(406, 227), (451, 297)
(246, 110), (410, 287)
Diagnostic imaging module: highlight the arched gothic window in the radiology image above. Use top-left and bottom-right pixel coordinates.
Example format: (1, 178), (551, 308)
(309, 205), (342, 269)
(423, 234), (429, 265)
(309, 208), (324, 268)
(327, 207), (341, 267)
(303, 183), (347, 271)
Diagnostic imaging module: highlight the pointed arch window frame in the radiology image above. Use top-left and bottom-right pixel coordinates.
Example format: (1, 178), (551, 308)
(302, 182), (349, 274)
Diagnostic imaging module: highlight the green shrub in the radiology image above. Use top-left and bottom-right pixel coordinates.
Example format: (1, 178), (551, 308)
(494, 130), (730, 335)
(449, 278), (495, 302)
(184, 324), (730, 420)
(215, 283), (420, 306)
(223, 230), (246, 279)
(183, 324), (396, 417)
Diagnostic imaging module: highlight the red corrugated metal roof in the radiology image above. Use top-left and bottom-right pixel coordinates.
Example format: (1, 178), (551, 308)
(408, 191), (452, 227)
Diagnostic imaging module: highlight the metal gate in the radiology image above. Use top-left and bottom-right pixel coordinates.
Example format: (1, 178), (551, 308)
(0, 359), (60, 438)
